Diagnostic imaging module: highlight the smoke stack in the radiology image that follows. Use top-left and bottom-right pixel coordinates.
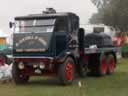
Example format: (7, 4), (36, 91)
(43, 8), (56, 14)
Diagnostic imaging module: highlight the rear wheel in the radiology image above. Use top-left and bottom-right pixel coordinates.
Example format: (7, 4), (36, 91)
(12, 63), (29, 84)
(58, 57), (75, 85)
(107, 55), (115, 75)
(96, 54), (107, 76)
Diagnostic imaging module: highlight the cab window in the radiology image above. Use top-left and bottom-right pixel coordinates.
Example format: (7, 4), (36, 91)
(55, 18), (68, 32)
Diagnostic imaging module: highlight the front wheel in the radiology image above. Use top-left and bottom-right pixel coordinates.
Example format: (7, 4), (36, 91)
(12, 63), (29, 84)
(58, 57), (75, 85)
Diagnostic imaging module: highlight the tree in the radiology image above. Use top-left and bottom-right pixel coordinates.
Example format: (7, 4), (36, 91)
(90, 0), (128, 32)
(91, 0), (111, 9)
(89, 12), (103, 24)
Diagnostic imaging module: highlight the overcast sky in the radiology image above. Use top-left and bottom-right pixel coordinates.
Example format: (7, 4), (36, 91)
(0, 0), (97, 34)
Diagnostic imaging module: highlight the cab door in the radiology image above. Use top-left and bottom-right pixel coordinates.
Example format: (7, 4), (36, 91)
(54, 17), (68, 56)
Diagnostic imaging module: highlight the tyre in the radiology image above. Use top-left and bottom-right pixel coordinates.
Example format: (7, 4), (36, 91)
(12, 63), (29, 84)
(107, 54), (115, 75)
(58, 57), (75, 85)
(6, 58), (13, 65)
(78, 58), (87, 77)
(0, 55), (12, 65)
(96, 54), (107, 76)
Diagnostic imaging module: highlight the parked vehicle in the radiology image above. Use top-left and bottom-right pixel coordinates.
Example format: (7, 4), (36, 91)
(0, 45), (13, 66)
(0, 31), (13, 66)
(10, 9), (118, 85)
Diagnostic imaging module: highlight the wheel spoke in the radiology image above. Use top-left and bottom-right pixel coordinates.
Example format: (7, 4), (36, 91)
(66, 63), (73, 81)
(101, 58), (107, 74)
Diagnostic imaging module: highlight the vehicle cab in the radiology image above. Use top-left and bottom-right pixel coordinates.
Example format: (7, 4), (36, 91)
(11, 9), (80, 84)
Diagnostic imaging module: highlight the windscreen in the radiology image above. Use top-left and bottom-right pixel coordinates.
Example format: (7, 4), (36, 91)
(15, 19), (56, 33)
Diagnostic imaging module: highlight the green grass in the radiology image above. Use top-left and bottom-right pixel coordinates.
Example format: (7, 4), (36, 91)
(0, 58), (128, 96)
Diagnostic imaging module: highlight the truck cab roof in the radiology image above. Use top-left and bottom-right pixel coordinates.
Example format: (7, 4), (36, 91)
(15, 12), (79, 20)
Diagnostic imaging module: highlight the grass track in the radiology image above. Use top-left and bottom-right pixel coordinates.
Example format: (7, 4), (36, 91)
(0, 58), (128, 96)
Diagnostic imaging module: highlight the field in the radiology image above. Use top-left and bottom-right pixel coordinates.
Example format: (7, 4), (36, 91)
(0, 58), (128, 96)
